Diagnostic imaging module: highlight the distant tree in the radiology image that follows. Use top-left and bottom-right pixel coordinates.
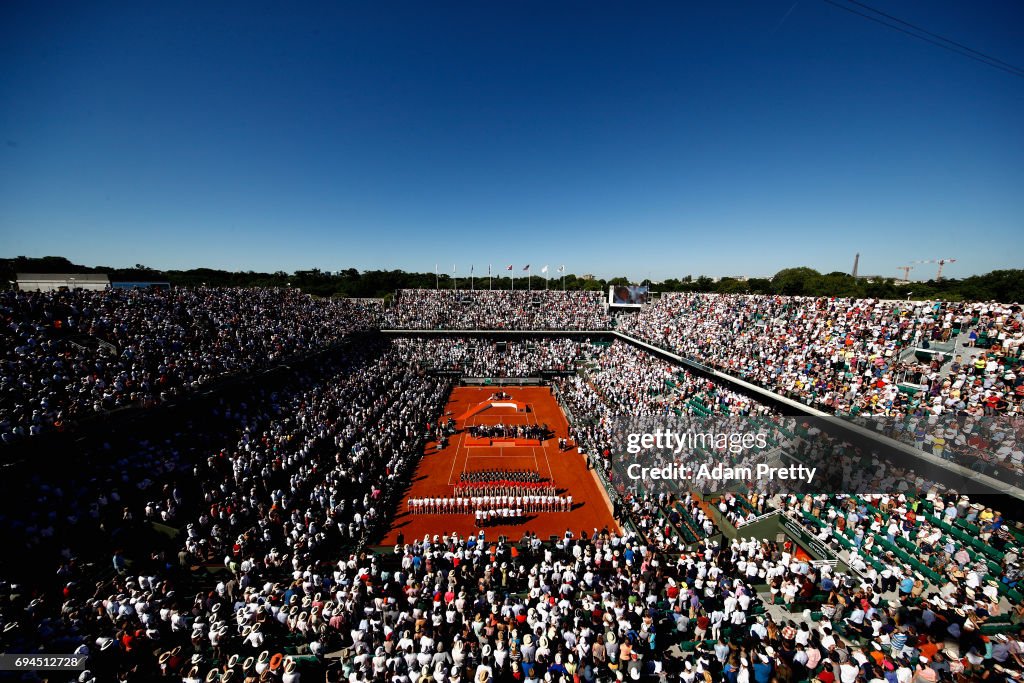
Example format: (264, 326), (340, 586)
(747, 278), (772, 294)
(772, 267), (821, 296)
(818, 272), (861, 298)
(694, 276), (715, 293)
(715, 278), (747, 294)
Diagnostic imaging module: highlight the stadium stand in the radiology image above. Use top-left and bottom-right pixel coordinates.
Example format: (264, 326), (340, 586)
(0, 288), (381, 442)
(390, 337), (596, 376)
(0, 288), (1022, 683)
(615, 294), (1024, 480)
(384, 290), (611, 330)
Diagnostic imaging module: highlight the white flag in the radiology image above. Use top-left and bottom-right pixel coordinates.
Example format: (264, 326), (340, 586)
(541, 265), (548, 274)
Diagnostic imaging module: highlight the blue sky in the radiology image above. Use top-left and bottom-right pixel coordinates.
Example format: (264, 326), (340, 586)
(1, 1), (1022, 280)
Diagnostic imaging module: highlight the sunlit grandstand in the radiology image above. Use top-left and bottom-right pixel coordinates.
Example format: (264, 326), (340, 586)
(1, 279), (1022, 682)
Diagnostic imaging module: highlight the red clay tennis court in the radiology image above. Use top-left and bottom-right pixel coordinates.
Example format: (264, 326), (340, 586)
(380, 385), (618, 544)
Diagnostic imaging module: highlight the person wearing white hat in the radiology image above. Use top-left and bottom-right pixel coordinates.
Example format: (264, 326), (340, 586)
(281, 658), (300, 683)
(255, 651), (270, 675)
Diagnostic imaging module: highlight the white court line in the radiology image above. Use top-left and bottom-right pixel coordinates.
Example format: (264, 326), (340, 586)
(525, 403), (552, 481)
(446, 414), (477, 487)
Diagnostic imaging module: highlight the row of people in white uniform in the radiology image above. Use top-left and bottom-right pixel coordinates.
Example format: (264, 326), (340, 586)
(406, 494), (573, 514)
(452, 482), (558, 498)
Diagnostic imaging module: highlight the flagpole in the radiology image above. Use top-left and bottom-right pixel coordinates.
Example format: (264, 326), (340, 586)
(471, 266), (474, 291)
(489, 265), (492, 290)
(453, 265), (457, 291)
(435, 264), (438, 290)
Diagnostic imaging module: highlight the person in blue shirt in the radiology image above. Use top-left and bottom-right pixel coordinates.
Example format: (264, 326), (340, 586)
(112, 550), (127, 576)
(752, 654), (773, 683)
(722, 657), (740, 683)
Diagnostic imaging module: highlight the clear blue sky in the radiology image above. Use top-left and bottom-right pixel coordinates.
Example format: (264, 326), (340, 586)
(1, 1), (1022, 280)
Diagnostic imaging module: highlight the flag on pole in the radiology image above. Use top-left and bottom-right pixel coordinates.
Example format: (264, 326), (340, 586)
(523, 265), (530, 271)
(506, 265), (513, 271)
(541, 265), (548, 274)
(557, 265), (565, 273)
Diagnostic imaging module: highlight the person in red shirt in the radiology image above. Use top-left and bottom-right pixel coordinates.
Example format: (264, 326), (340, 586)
(918, 636), (939, 662)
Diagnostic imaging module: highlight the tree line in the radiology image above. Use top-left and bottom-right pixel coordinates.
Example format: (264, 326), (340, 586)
(2, 256), (1022, 303)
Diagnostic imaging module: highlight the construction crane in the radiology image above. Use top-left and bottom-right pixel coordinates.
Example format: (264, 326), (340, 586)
(897, 265), (914, 282)
(913, 258), (957, 281)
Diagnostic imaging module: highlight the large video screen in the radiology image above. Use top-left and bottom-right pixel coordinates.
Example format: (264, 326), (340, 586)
(609, 284), (649, 307)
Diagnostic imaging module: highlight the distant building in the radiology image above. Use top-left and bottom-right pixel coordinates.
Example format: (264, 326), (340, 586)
(580, 274), (596, 281)
(16, 273), (110, 292)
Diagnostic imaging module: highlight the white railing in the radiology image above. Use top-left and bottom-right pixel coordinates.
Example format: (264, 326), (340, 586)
(736, 509), (781, 528)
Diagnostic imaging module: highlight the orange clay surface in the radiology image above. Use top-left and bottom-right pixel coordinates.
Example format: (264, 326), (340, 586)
(380, 386), (618, 544)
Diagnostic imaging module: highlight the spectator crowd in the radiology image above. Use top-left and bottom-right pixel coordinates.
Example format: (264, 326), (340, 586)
(391, 337), (594, 377)
(384, 290), (611, 331)
(0, 289), (1022, 683)
(0, 287), (381, 443)
(615, 294), (1024, 478)
(615, 294), (1022, 419)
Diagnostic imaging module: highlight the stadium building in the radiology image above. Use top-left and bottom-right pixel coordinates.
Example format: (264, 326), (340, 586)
(0, 286), (1022, 682)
